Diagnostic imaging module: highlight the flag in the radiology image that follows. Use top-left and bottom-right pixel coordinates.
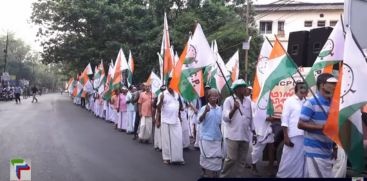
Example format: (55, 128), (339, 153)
(66, 77), (74, 90)
(112, 48), (128, 89)
(146, 71), (162, 96)
(93, 61), (106, 89)
(305, 19), (344, 88)
(162, 12), (174, 85)
(251, 39), (272, 137)
(103, 62), (115, 100)
(157, 52), (164, 81)
(226, 50), (239, 82)
(127, 50), (135, 86)
(204, 40), (230, 92)
(252, 39), (273, 102)
(79, 63), (93, 86)
(253, 37), (298, 136)
(174, 51), (179, 67)
(170, 23), (215, 101)
(324, 28), (366, 173)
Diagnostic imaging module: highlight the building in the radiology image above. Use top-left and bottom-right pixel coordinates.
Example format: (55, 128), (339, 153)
(254, 1), (344, 48)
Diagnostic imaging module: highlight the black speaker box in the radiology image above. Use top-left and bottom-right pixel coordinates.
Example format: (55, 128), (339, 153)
(287, 31), (309, 67)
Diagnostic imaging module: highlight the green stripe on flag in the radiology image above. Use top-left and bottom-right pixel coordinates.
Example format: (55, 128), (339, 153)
(338, 102), (366, 173)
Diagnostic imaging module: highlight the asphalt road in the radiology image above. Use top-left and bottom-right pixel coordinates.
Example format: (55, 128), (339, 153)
(0, 93), (202, 181)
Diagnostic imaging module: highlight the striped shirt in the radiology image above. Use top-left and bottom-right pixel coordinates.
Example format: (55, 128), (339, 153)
(300, 92), (333, 159)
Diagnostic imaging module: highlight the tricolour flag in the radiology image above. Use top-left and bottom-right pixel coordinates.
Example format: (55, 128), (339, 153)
(170, 23), (215, 101)
(103, 61), (115, 100)
(324, 28), (366, 173)
(252, 39), (273, 103)
(112, 48), (128, 89)
(127, 50), (135, 86)
(204, 40), (230, 92)
(66, 77), (74, 90)
(146, 71), (162, 96)
(93, 61), (106, 89)
(162, 12), (174, 85)
(226, 50), (239, 82)
(251, 39), (272, 137)
(305, 19), (344, 88)
(253, 37), (298, 137)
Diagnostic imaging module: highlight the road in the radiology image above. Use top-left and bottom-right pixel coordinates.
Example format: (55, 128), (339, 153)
(0, 94), (202, 181)
(0, 93), (275, 180)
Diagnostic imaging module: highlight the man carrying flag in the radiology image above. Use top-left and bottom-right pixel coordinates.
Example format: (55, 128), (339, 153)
(298, 73), (338, 177)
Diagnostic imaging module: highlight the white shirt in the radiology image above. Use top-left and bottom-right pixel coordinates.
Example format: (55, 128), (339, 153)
(281, 95), (305, 138)
(158, 90), (180, 124)
(222, 95), (254, 141)
(126, 92), (135, 112)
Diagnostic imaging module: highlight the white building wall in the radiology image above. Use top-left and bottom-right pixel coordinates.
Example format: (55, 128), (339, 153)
(255, 9), (343, 48)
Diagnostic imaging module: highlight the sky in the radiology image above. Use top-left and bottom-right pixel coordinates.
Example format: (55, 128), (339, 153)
(0, 0), (39, 51)
(0, 0), (344, 51)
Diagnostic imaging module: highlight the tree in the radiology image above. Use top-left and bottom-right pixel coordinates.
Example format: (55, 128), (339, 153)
(31, 0), (262, 83)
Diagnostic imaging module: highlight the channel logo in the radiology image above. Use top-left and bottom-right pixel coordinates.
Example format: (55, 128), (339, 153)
(10, 159), (31, 181)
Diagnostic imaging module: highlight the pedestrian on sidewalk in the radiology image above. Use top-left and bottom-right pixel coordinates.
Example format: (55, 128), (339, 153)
(198, 88), (223, 178)
(31, 85), (38, 103)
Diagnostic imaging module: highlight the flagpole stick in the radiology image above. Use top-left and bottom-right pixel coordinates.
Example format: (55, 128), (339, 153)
(274, 35), (328, 117)
(215, 60), (243, 116)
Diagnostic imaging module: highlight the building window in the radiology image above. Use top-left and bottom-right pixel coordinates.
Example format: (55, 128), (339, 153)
(330, 20), (337, 27)
(317, 20), (326, 27)
(320, 13), (324, 18)
(278, 21), (285, 37)
(304, 21), (312, 27)
(260, 21), (273, 34)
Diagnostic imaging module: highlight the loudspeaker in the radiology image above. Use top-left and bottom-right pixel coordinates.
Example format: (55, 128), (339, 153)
(305, 27), (333, 67)
(287, 31), (309, 67)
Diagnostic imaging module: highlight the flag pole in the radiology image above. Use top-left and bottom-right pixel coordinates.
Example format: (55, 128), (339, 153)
(214, 57), (243, 115)
(274, 35), (328, 117)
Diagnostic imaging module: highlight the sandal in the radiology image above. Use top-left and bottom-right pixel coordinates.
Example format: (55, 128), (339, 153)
(163, 160), (170, 165)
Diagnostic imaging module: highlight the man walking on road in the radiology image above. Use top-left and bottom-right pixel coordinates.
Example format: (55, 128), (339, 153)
(31, 85), (38, 103)
(14, 86), (22, 104)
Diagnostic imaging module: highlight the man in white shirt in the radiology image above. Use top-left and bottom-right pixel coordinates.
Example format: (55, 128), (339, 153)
(277, 82), (308, 177)
(156, 79), (184, 165)
(220, 79), (255, 178)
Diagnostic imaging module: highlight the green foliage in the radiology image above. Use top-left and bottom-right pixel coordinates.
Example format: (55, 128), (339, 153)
(31, 0), (262, 83)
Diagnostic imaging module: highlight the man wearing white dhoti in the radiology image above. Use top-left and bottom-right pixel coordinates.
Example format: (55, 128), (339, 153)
(138, 83), (153, 143)
(154, 86), (165, 151)
(298, 73), (338, 178)
(117, 87), (128, 131)
(110, 90), (119, 128)
(220, 79), (254, 178)
(181, 100), (190, 149)
(126, 86), (136, 134)
(157, 82), (184, 165)
(277, 82), (308, 178)
(198, 88), (223, 178)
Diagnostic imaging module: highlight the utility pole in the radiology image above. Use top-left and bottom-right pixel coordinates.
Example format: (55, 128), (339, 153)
(244, 0), (250, 81)
(3, 32), (9, 73)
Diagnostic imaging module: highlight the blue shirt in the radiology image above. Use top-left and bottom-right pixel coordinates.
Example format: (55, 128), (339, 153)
(198, 104), (222, 141)
(300, 92), (333, 159)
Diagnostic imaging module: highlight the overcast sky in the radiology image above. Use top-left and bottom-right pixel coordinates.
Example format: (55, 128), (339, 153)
(0, 0), (345, 51)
